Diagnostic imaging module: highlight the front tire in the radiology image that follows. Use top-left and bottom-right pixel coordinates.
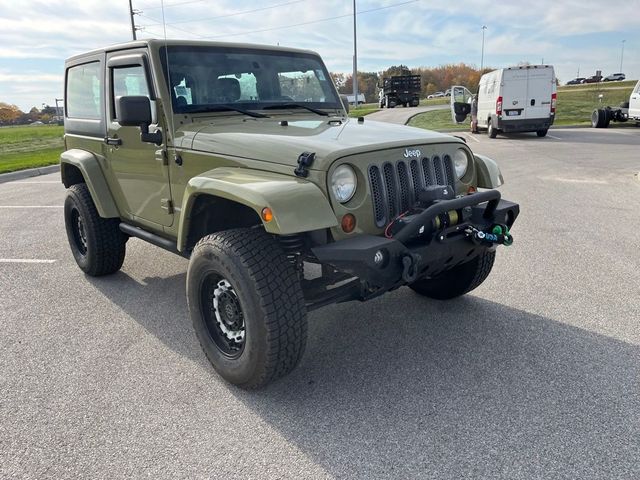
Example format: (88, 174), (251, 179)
(409, 250), (495, 300)
(187, 229), (307, 389)
(64, 183), (126, 276)
(536, 129), (548, 137)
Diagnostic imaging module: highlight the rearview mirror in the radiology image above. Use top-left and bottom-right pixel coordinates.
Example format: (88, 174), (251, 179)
(340, 95), (350, 114)
(115, 96), (162, 145)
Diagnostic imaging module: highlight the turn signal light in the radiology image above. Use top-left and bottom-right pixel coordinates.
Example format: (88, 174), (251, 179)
(261, 207), (273, 222)
(341, 214), (356, 233)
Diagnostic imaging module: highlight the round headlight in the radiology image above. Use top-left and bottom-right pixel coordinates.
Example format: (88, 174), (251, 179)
(331, 164), (357, 203)
(453, 148), (470, 178)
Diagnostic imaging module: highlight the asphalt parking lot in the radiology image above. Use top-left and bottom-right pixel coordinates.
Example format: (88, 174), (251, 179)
(1, 127), (639, 479)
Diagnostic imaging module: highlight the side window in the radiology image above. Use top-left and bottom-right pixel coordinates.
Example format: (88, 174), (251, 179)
(217, 73), (258, 101)
(112, 65), (150, 118)
(278, 71), (326, 102)
(66, 62), (102, 119)
(113, 65), (150, 97)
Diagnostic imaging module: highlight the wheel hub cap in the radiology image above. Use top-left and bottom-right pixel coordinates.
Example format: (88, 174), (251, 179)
(212, 279), (245, 344)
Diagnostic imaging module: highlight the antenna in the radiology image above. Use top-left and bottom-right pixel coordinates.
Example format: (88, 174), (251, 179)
(160, 0), (177, 152)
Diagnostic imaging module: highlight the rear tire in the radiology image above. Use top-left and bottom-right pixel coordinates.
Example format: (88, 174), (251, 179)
(536, 129), (548, 137)
(187, 229), (307, 389)
(409, 250), (496, 300)
(487, 120), (498, 138)
(591, 108), (608, 128)
(64, 183), (126, 276)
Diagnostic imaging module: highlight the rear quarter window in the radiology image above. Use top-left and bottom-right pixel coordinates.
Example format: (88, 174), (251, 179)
(66, 62), (102, 119)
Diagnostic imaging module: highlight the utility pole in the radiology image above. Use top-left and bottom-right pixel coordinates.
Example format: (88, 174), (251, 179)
(129, 0), (137, 40)
(352, 0), (358, 109)
(480, 26), (487, 71)
(620, 39), (626, 72)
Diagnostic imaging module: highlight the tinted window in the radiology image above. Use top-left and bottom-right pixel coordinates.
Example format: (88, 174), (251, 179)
(67, 62), (102, 119)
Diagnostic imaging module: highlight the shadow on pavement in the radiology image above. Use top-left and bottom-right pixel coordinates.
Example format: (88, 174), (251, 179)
(88, 271), (639, 479)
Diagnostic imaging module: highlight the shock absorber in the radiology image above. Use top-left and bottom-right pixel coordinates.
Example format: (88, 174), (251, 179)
(278, 234), (306, 274)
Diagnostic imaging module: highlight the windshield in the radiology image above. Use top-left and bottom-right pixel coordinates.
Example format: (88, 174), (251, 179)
(160, 46), (342, 114)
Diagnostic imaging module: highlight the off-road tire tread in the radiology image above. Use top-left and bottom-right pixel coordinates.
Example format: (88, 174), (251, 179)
(66, 183), (126, 276)
(409, 250), (496, 300)
(191, 229), (307, 389)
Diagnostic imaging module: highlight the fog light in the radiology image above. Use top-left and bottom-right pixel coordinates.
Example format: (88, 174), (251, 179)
(261, 207), (273, 222)
(341, 214), (356, 233)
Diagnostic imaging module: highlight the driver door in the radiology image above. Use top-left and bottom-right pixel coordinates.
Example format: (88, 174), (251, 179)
(450, 86), (473, 124)
(629, 81), (640, 119)
(104, 51), (173, 228)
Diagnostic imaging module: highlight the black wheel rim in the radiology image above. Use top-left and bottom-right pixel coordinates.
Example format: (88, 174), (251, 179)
(200, 273), (245, 358)
(70, 207), (88, 255)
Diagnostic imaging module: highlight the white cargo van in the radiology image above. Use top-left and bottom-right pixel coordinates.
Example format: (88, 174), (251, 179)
(451, 65), (557, 138)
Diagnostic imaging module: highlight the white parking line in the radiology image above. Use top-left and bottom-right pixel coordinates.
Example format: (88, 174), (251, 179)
(462, 133), (480, 143)
(0, 259), (56, 264)
(11, 181), (61, 184)
(547, 134), (562, 140)
(0, 206), (63, 208)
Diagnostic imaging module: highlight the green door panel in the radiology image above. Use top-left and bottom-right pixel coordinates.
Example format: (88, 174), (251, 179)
(473, 154), (504, 189)
(177, 167), (338, 251)
(60, 149), (120, 218)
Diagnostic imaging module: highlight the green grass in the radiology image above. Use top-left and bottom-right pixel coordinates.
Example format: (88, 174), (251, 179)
(409, 81), (637, 131)
(0, 125), (63, 174)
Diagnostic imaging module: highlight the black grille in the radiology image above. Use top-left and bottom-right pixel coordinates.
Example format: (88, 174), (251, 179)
(369, 155), (454, 227)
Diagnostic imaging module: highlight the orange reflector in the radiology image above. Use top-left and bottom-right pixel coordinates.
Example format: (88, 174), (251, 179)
(468, 185), (477, 194)
(261, 207), (273, 222)
(341, 214), (356, 233)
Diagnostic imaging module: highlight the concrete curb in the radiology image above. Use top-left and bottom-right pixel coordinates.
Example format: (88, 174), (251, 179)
(0, 164), (60, 184)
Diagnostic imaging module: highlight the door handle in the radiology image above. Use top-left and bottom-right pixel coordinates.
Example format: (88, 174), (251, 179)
(104, 137), (122, 146)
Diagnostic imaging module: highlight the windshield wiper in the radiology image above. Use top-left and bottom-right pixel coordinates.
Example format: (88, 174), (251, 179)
(186, 105), (268, 118)
(263, 103), (330, 116)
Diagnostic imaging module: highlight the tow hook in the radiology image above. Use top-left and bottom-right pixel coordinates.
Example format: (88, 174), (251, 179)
(401, 253), (421, 283)
(466, 225), (513, 246)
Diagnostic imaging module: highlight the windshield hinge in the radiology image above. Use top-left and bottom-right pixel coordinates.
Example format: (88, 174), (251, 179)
(161, 198), (174, 214)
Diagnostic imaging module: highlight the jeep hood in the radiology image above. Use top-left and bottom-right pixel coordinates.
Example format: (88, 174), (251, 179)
(179, 116), (462, 170)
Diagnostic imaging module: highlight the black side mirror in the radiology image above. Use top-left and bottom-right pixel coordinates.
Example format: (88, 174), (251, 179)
(116, 96), (162, 146)
(340, 95), (350, 114)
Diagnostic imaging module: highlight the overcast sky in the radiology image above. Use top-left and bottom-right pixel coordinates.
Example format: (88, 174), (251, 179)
(1, 0), (638, 111)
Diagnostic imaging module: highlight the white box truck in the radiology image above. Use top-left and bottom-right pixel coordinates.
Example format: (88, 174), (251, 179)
(451, 65), (557, 138)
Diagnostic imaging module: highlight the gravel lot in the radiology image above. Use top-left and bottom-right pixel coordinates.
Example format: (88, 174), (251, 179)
(1, 127), (639, 479)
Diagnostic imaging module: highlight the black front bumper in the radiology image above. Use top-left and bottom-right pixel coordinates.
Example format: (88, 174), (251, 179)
(311, 190), (519, 297)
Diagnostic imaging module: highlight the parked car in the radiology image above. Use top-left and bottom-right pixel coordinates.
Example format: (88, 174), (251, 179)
(451, 64), (557, 138)
(427, 91), (445, 99)
(566, 78), (585, 85)
(603, 73), (626, 82)
(444, 89), (451, 96)
(583, 75), (602, 84)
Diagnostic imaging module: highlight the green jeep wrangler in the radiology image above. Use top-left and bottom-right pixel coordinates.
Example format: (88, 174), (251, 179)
(61, 40), (519, 389)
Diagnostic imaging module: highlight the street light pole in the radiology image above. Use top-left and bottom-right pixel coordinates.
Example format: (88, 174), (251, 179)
(480, 25), (487, 71)
(352, 0), (358, 109)
(620, 39), (626, 73)
(129, 0), (137, 40)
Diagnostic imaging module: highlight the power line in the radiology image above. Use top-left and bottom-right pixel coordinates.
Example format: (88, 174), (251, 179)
(138, 0), (205, 10)
(163, 0), (309, 25)
(137, 0), (419, 41)
(204, 0), (420, 39)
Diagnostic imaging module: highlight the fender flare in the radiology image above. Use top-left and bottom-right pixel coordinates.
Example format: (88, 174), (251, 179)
(177, 167), (338, 251)
(473, 154), (504, 189)
(60, 149), (120, 218)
